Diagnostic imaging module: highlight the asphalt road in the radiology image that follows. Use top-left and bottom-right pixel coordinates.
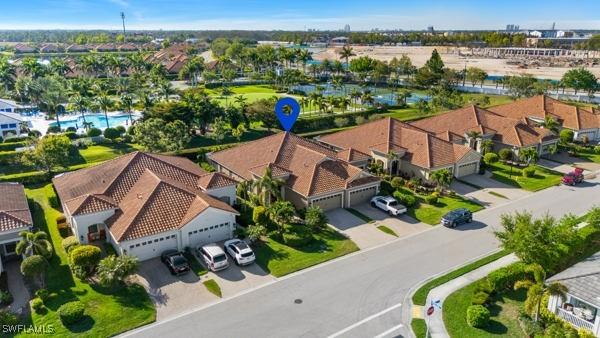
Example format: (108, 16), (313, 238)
(123, 178), (600, 338)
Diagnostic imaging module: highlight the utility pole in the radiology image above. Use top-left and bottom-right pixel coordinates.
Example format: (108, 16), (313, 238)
(120, 12), (126, 41)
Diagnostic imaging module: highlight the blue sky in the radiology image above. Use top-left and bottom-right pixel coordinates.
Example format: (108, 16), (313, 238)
(1, 0), (599, 30)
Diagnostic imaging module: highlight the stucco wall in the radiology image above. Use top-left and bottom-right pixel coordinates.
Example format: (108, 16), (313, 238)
(71, 209), (116, 243)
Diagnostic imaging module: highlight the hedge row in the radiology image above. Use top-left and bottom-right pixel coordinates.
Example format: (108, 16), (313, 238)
(0, 151), (20, 165)
(0, 141), (28, 152)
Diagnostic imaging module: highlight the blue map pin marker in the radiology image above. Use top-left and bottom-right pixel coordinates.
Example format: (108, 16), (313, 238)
(275, 97), (300, 132)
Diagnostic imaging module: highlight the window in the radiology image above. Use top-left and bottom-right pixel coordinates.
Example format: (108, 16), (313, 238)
(159, 238), (163, 241)
(154, 239), (158, 243)
(135, 244), (140, 247)
(129, 245), (134, 249)
(0, 124), (7, 129)
(8, 123), (16, 128)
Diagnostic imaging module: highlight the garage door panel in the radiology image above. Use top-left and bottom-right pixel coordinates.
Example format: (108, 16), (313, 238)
(349, 186), (377, 207)
(311, 194), (342, 211)
(456, 162), (478, 177)
(128, 234), (178, 261)
(188, 222), (232, 249)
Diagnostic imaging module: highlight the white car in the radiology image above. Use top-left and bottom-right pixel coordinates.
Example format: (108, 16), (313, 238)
(198, 243), (230, 271)
(370, 196), (407, 216)
(224, 239), (256, 266)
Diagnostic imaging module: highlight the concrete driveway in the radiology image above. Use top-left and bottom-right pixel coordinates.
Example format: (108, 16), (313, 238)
(353, 203), (431, 236)
(543, 152), (600, 173)
(456, 172), (531, 201)
(326, 208), (395, 249)
(136, 258), (216, 321)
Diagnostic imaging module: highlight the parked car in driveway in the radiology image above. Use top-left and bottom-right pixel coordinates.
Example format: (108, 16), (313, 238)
(441, 208), (473, 228)
(562, 168), (584, 186)
(160, 249), (191, 275)
(370, 196), (407, 216)
(198, 243), (229, 272)
(224, 239), (256, 266)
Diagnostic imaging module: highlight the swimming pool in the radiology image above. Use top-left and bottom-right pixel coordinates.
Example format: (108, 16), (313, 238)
(50, 113), (139, 130)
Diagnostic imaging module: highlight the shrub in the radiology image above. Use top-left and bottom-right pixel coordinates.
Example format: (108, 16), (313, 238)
(390, 177), (405, 190)
(57, 222), (70, 238)
(424, 192), (438, 205)
(69, 245), (101, 277)
(499, 148), (512, 161)
(560, 129), (574, 144)
(252, 206), (269, 226)
(35, 289), (49, 301)
(333, 117), (350, 128)
(103, 127), (121, 140)
(57, 301), (85, 325)
(487, 262), (528, 292)
(46, 125), (61, 134)
(379, 180), (393, 195)
(56, 215), (66, 223)
(115, 125), (126, 134)
(31, 297), (44, 313)
(63, 131), (78, 140)
(393, 191), (416, 207)
(87, 128), (102, 137)
(483, 152), (499, 164)
(355, 116), (366, 125)
(522, 166), (536, 178)
(467, 305), (490, 328)
(61, 236), (80, 253)
(471, 291), (490, 305)
(0, 310), (18, 326)
(594, 146), (600, 154)
(0, 290), (12, 305)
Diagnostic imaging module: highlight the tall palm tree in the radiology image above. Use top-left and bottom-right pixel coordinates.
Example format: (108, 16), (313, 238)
(252, 167), (284, 207)
(15, 230), (53, 259)
(0, 57), (17, 92)
(338, 45), (356, 69)
(297, 49), (313, 74)
(120, 93), (134, 123)
(514, 264), (568, 322)
(42, 87), (67, 131)
(540, 116), (560, 134)
(480, 139), (494, 155)
(386, 151), (399, 175)
(70, 94), (89, 126)
(396, 89), (412, 106)
(158, 81), (175, 102)
(430, 169), (453, 191)
(49, 58), (71, 77)
(96, 94), (113, 129)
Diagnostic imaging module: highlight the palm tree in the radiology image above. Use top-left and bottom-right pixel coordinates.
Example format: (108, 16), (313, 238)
(519, 147), (539, 166)
(338, 45), (356, 69)
(15, 230), (53, 259)
(361, 91), (375, 107)
(540, 116), (560, 134)
(70, 94), (89, 126)
(120, 93), (134, 123)
(297, 49), (312, 74)
(430, 169), (453, 191)
(396, 89), (412, 106)
(386, 151), (399, 175)
(514, 264), (568, 322)
(96, 94), (113, 129)
(252, 167), (284, 207)
(480, 139), (494, 155)
(465, 131), (482, 150)
(42, 87), (67, 131)
(158, 81), (175, 102)
(0, 57), (17, 92)
(49, 58), (71, 77)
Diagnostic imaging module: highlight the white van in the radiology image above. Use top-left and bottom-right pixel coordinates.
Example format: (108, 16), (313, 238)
(198, 243), (229, 272)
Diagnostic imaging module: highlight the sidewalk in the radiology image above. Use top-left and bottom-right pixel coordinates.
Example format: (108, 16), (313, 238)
(419, 254), (518, 338)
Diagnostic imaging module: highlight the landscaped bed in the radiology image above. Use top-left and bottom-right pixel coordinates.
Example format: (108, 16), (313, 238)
(20, 184), (155, 338)
(253, 227), (359, 277)
(487, 162), (562, 192)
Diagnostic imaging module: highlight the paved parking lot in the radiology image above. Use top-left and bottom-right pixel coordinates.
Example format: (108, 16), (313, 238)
(326, 204), (430, 250)
(136, 251), (274, 321)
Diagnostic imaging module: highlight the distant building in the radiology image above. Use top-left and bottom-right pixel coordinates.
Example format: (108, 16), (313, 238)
(506, 24), (520, 32)
(344, 24), (351, 33)
(427, 26), (435, 33)
(330, 36), (349, 46)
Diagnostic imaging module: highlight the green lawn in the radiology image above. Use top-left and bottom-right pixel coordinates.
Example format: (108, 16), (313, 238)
(376, 225), (398, 237)
(412, 250), (510, 305)
(398, 188), (484, 225)
(344, 208), (374, 223)
(203, 279), (222, 298)
(20, 184), (155, 338)
(576, 149), (600, 163)
(487, 162), (562, 191)
(411, 318), (427, 338)
(77, 143), (142, 163)
(253, 227), (359, 277)
(443, 280), (526, 338)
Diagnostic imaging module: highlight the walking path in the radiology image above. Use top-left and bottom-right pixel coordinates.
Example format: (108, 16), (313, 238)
(414, 254), (518, 338)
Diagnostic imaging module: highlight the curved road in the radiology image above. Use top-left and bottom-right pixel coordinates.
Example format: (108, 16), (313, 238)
(123, 178), (600, 338)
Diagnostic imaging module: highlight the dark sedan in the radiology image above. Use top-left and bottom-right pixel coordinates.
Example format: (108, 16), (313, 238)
(160, 250), (190, 275)
(441, 208), (473, 228)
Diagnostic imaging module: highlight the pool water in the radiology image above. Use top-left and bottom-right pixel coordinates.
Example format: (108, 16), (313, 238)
(50, 113), (138, 130)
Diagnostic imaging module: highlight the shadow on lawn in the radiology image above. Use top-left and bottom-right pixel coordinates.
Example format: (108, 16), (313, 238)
(479, 288), (527, 335)
(64, 315), (95, 333)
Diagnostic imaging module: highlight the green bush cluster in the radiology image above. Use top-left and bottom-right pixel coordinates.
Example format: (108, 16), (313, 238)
(522, 166), (536, 178)
(499, 148), (512, 161)
(483, 152), (499, 164)
(3, 136), (31, 143)
(87, 128), (102, 137)
(393, 190), (417, 207)
(486, 262), (528, 292)
(31, 297), (45, 313)
(57, 301), (85, 325)
(424, 192), (439, 205)
(62, 236), (80, 254)
(594, 146), (600, 154)
(0, 141), (28, 151)
(466, 305), (490, 328)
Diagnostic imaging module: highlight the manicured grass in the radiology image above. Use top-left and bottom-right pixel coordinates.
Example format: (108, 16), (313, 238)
(183, 252), (208, 277)
(376, 225), (398, 237)
(344, 208), (374, 223)
(384, 108), (427, 122)
(576, 148), (600, 163)
(412, 250), (510, 306)
(488, 191), (509, 199)
(253, 227), (359, 277)
(20, 184), (155, 338)
(462, 93), (514, 108)
(203, 279), (222, 298)
(407, 194), (484, 225)
(411, 318), (427, 338)
(487, 162), (562, 192)
(77, 143), (142, 163)
(443, 280), (526, 338)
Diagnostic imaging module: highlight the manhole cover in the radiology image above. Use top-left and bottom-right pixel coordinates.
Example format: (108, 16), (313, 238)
(294, 299), (303, 304)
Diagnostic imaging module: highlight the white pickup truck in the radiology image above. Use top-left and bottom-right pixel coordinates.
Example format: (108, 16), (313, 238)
(370, 196), (407, 216)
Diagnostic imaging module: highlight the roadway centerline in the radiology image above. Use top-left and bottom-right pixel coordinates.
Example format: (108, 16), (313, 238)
(327, 302), (403, 338)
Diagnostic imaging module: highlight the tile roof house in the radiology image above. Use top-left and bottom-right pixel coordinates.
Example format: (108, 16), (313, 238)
(53, 152), (239, 261)
(546, 251), (600, 336)
(317, 117), (482, 180)
(489, 95), (600, 142)
(0, 183), (33, 273)
(410, 105), (559, 156)
(0, 109), (30, 139)
(209, 132), (381, 210)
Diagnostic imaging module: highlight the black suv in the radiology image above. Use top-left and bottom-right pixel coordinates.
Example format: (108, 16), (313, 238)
(441, 208), (473, 228)
(160, 250), (190, 275)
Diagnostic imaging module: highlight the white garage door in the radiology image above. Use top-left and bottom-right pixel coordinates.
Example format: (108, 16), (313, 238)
(456, 162), (478, 177)
(128, 234), (178, 261)
(311, 194), (343, 211)
(349, 186), (377, 207)
(187, 222), (232, 249)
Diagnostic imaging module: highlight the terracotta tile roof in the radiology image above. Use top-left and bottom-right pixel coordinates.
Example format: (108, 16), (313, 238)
(0, 183), (32, 232)
(489, 95), (600, 131)
(197, 172), (239, 190)
(53, 151), (228, 210)
(336, 148), (371, 162)
(105, 170), (236, 241)
(411, 105), (556, 147)
(210, 132), (379, 198)
(63, 194), (119, 216)
(248, 163), (291, 178)
(319, 117), (476, 169)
